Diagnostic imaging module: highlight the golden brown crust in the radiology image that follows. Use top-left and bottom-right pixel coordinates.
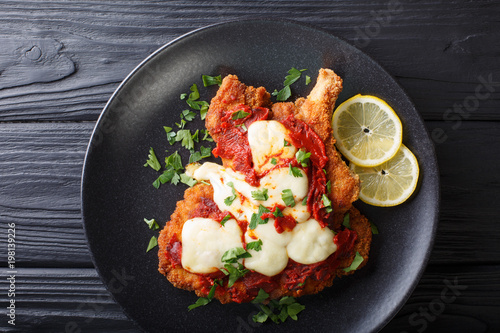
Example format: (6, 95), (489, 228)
(158, 70), (371, 303)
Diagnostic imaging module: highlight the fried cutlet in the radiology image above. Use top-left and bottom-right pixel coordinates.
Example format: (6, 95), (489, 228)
(158, 69), (371, 304)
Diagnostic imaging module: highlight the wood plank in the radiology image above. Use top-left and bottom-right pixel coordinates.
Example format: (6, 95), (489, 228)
(0, 120), (499, 267)
(0, 266), (498, 332)
(0, 1), (499, 121)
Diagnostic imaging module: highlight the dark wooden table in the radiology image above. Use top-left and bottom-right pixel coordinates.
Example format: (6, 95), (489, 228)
(1, 1), (499, 332)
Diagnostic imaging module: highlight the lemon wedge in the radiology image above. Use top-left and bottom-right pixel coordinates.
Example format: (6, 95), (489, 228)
(332, 94), (403, 167)
(350, 145), (419, 207)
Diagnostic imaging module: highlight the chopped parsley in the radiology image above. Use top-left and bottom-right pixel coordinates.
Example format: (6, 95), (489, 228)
(224, 182), (237, 206)
(289, 163), (303, 178)
(143, 218), (159, 230)
(305, 75), (311, 85)
(251, 288), (269, 304)
(165, 151), (183, 171)
(370, 221), (379, 235)
(202, 74), (222, 87)
(271, 158), (277, 165)
(164, 126), (177, 145)
(180, 173), (197, 187)
(326, 180), (331, 194)
(175, 129), (195, 150)
(322, 194), (333, 213)
(246, 239), (263, 251)
(342, 213), (350, 229)
(232, 110), (251, 120)
(144, 147), (161, 171)
(302, 196), (308, 206)
(220, 214), (231, 226)
(273, 206), (284, 217)
(295, 149), (311, 167)
(181, 109), (196, 121)
(220, 247), (251, 287)
(272, 67), (308, 102)
(249, 205), (270, 230)
(152, 167), (180, 189)
(252, 296), (305, 324)
(284, 139), (291, 147)
(201, 129), (214, 142)
(146, 236), (158, 252)
(343, 252), (364, 272)
(251, 188), (269, 201)
(281, 189), (296, 207)
(188, 279), (221, 311)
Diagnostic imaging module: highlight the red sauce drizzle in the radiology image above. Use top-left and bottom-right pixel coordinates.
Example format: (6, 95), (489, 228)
(164, 234), (182, 269)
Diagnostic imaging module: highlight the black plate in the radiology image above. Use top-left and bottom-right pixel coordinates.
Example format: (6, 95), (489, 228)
(82, 19), (439, 333)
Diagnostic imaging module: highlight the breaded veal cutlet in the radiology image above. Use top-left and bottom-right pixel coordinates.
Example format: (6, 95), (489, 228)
(158, 69), (372, 304)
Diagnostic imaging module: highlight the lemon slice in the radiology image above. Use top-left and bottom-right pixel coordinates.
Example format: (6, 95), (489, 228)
(332, 94), (403, 167)
(350, 145), (419, 207)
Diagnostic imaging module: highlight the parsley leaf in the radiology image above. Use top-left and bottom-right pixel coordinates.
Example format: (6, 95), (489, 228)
(202, 74), (222, 87)
(224, 182), (237, 206)
(302, 196), (308, 206)
(305, 75), (311, 85)
(251, 188), (269, 201)
(295, 149), (311, 167)
(144, 147), (161, 171)
(200, 145), (212, 158)
(252, 296), (305, 324)
(146, 236), (158, 252)
(175, 129), (195, 150)
(221, 247), (251, 263)
(165, 151), (183, 171)
(283, 67), (307, 86)
(252, 288), (269, 304)
(322, 194), (333, 213)
(246, 239), (263, 251)
(220, 247), (251, 287)
(343, 252), (364, 272)
(188, 83), (200, 101)
(181, 109), (196, 121)
(281, 189), (296, 207)
(202, 129), (214, 142)
(232, 110), (251, 120)
(326, 180), (331, 194)
(343, 213), (350, 229)
(220, 214), (231, 226)
(192, 129), (200, 143)
(284, 139), (291, 147)
(152, 166), (177, 189)
(271, 157), (277, 165)
(289, 163), (303, 178)
(144, 218), (159, 230)
(180, 173), (197, 187)
(249, 205), (270, 230)
(164, 126), (177, 145)
(274, 85), (291, 102)
(273, 207), (284, 217)
(370, 221), (379, 235)
(188, 279), (221, 311)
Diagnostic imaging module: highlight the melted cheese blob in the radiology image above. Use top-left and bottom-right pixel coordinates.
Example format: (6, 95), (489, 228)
(287, 219), (337, 264)
(248, 120), (297, 173)
(181, 217), (242, 273)
(244, 220), (291, 276)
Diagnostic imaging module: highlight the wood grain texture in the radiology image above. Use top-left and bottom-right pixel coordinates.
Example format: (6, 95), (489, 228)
(0, 266), (498, 332)
(0, 0), (499, 121)
(0, 120), (498, 267)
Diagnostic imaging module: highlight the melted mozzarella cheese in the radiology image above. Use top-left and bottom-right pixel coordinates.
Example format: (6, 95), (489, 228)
(287, 219), (337, 265)
(181, 217), (242, 274)
(192, 162), (308, 222)
(248, 120), (297, 173)
(244, 221), (291, 276)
